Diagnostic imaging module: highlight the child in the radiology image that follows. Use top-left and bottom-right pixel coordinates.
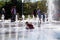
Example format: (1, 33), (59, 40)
(25, 22), (34, 29)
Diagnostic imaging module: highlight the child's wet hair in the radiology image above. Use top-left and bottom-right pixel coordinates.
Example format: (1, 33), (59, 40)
(26, 22), (28, 24)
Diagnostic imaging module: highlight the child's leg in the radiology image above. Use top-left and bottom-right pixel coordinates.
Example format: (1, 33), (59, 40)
(43, 14), (45, 22)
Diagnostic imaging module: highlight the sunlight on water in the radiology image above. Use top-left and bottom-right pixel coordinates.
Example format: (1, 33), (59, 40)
(0, 0), (60, 40)
(47, 0), (54, 23)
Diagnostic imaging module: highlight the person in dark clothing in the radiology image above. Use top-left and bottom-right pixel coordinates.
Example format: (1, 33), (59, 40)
(0, 8), (5, 19)
(1, 8), (5, 14)
(33, 9), (37, 18)
(25, 22), (34, 29)
(37, 8), (45, 22)
(37, 8), (41, 23)
(4, 3), (11, 19)
(41, 12), (45, 22)
(11, 6), (16, 22)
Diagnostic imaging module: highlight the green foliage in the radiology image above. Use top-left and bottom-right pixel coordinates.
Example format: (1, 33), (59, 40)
(37, 1), (47, 12)
(23, 1), (47, 15)
(0, 1), (5, 9)
(0, 0), (47, 18)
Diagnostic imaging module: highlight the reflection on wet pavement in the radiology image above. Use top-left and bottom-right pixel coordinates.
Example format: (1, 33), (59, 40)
(0, 23), (60, 40)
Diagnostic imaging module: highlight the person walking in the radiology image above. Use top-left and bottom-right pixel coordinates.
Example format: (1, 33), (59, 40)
(37, 8), (41, 23)
(11, 6), (16, 22)
(41, 12), (45, 22)
(33, 9), (37, 18)
(1, 8), (5, 19)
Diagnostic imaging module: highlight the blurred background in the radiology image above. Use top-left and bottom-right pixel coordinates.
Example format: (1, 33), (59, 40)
(0, 0), (47, 19)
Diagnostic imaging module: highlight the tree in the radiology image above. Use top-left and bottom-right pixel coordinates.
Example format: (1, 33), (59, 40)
(36, 1), (47, 13)
(23, 1), (47, 15)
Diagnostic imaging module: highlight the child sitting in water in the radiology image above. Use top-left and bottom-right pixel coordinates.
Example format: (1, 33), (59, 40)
(25, 22), (34, 29)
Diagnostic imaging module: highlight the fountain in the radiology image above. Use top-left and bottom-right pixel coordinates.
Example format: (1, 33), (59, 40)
(16, 15), (18, 22)
(1, 14), (4, 22)
(47, 0), (60, 23)
(1, 0), (60, 40)
(33, 15), (34, 19)
(22, 15), (25, 21)
(21, 15), (26, 24)
(28, 15), (30, 19)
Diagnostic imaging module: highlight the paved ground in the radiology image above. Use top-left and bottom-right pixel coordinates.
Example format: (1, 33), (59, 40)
(0, 17), (60, 40)
(0, 22), (60, 40)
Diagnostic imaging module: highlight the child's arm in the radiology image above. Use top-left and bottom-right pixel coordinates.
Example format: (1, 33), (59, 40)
(26, 26), (29, 29)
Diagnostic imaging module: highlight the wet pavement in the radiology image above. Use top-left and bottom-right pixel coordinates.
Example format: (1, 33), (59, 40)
(0, 22), (60, 40)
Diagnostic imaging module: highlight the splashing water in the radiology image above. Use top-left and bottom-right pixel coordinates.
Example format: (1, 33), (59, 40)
(47, 0), (60, 23)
